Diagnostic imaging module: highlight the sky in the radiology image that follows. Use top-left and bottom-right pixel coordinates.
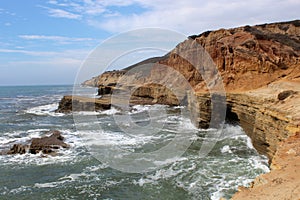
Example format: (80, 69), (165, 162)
(0, 0), (299, 85)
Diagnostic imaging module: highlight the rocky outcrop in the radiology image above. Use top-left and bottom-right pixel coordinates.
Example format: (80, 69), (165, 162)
(189, 81), (300, 161)
(29, 130), (69, 154)
(56, 84), (181, 113)
(56, 95), (111, 113)
(2, 131), (69, 156)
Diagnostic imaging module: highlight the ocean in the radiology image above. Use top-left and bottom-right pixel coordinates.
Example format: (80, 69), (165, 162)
(0, 85), (269, 200)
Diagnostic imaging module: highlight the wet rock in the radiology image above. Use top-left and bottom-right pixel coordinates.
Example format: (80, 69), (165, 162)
(29, 130), (69, 154)
(7, 144), (29, 155)
(1, 130), (69, 156)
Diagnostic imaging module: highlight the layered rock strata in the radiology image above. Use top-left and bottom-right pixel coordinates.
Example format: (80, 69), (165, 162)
(189, 81), (300, 161)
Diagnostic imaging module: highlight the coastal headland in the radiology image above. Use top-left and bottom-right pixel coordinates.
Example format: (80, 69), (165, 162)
(57, 20), (300, 199)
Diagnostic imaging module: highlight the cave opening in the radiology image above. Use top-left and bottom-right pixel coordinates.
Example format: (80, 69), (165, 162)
(225, 105), (240, 125)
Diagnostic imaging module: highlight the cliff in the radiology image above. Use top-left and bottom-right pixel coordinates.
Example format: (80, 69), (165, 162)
(81, 20), (300, 102)
(189, 81), (300, 160)
(58, 20), (300, 199)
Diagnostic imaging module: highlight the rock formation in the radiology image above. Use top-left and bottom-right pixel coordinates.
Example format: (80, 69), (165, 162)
(57, 20), (300, 199)
(2, 130), (69, 156)
(29, 130), (69, 154)
(56, 95), (111, 113)
(78, 20), (300, 99)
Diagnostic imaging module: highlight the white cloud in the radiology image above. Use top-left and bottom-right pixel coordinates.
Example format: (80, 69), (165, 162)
(43, 0), (300, 35)
(0, 48), (89, 58)
(95, 0), (300, 34)
(7, 58), (82, 67)
(19, 35), (94, 42)
(47, 7), (82, 19)
(0, 48), (58, 56)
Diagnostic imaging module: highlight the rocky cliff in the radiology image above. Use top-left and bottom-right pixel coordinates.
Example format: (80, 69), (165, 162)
(81, 20), (300, 99)
(58, 20), (300, 199)
(189, 81), (300, 160)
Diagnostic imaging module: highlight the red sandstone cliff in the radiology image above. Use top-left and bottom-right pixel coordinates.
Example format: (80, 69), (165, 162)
(83, 20), (300, 93)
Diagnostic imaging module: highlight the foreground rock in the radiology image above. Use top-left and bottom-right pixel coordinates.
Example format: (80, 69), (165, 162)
(29, 130), (69, 154)
(4, 131), (69, 156)
(7, 144), (29, 155)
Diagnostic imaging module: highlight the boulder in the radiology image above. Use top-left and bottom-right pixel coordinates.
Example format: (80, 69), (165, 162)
(1, 130), (69, 156)
(29, 130), (69, 154)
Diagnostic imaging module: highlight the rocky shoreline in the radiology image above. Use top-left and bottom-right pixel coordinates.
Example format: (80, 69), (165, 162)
(56, 20), (300, 199)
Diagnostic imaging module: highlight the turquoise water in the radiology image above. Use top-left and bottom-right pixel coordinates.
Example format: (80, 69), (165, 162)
(0, 85), (269, 200)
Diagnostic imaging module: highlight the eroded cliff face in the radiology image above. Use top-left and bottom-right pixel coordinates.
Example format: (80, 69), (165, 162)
(189, 81), (300, 160)
(161, 20), (300, 92)
(82, 20), (300, 102)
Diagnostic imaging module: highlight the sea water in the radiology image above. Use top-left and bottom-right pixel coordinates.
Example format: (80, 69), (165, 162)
(0, 85), (269, 200)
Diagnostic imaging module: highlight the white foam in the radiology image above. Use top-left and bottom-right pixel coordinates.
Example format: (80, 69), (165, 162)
(211, 191), (225, 200)
(34, 182), (60, 188)
(73, 111), (100, 115)
(0, 129), (49, 146)
(99, 107), (120, 115)
(80, 130), (151, 147)
(129, 104), (168, 114)
(221, 145), (232, 154)
(26, 103), (64, 116)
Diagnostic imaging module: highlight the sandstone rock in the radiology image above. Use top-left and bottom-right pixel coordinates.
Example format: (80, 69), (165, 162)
(189, 81), (300, 160)
(77, 20), (300, 110)
(56, 95), (112, 113)
(82, 70), (126, 87)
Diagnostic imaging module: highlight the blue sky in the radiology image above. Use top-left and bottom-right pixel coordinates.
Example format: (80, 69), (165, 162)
(0, 0), (299, 85)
